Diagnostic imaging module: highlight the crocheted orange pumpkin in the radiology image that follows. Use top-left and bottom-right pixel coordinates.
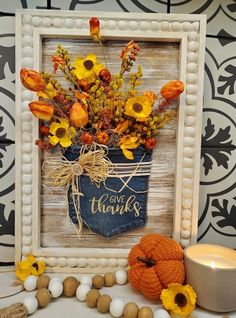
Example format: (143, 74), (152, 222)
(128, 234), (185, 300)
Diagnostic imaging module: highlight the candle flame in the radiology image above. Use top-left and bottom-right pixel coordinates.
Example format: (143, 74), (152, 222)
(210, 261), (216, 269)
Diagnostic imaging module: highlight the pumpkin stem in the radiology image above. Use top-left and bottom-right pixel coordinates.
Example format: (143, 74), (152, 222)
(137, 256), (156, 267)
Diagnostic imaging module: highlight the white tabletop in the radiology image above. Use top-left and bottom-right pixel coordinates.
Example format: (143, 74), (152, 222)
(0, 269), (235, 318)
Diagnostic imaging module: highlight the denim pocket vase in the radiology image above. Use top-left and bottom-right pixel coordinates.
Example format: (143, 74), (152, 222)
(64, 146), (152, 238)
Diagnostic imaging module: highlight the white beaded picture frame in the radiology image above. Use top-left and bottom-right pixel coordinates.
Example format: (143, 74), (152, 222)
(15, 10), (206, 272)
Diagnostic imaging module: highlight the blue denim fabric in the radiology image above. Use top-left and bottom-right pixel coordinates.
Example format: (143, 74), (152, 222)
(64, 147), (152, 238)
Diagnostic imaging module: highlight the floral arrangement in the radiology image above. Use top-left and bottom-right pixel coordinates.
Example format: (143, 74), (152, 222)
(20, 17), (184, 160)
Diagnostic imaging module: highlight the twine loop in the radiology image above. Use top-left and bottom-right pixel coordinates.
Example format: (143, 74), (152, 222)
(71, 163), (84, 176)
(0, 303), (28, 318)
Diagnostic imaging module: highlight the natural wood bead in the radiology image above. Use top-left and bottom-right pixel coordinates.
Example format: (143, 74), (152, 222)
(36, 275), (50, 289)
(104, 272), (116, 287)
(138, 306), (153, 318)
(63, 277), (79, 297)
(97, 294), (112, 313)
(92, 275), (105, 289)
(86, 289), (101, 308)
(124, 302), (139, 318)
(35, 288), (51, 307)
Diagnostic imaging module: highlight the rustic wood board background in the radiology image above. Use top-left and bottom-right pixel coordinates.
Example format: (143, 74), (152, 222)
(40, 38), (179, 249)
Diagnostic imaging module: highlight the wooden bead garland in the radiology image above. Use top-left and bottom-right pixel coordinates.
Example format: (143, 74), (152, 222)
(3, 270), (170, 318)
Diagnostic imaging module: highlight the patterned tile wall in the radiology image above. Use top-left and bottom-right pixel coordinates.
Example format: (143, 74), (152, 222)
(0, 0), (235, 265)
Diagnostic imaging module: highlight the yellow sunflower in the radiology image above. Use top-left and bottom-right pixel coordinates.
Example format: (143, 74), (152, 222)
(49, 118), (76, 148)
(73, 53), (104, 83)
(160, 283), (197, 317)
(124, 95), (152, 122)
(15, 255), (45, 281)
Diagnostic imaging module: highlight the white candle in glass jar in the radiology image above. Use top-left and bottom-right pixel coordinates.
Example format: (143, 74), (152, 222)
(184, 244), (236, 312)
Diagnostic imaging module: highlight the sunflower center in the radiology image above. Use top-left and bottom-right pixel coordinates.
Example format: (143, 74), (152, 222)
(56, 128), (66, 138)
(175, 293), (187, 308)
(132, 103), (143, 113)
(83, 60), (94, 70)
(32, 263), (39, 271)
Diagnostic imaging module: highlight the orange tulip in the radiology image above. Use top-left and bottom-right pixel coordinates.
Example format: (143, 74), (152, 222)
(29, 101), (54, 121)
(160, 80), (184, 100)
(89, 17), (100, 41)
(20, 68), (45, 92)
(70, 102), (88, 128)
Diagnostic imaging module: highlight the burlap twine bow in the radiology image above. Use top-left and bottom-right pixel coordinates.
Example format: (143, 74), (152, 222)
(43, 143), (111, 235)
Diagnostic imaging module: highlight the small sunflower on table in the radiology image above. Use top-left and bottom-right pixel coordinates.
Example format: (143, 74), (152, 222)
(20, 17), (184, 160)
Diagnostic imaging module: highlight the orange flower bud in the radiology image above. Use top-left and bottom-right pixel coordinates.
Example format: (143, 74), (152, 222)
(81, 132), (94, 145)
(145, 137), (157, 150)
(160, 80), (184, 100)
(99, 69), (112, 83)
(70, 102), (88, 128)
(20, 68), (45, 92)
(77, 79), (90, 92)
(29, 101), (54, 121)
(89, 17), (100, 41)
(39, 125), (50, 135)
(52, 55), (66, 72)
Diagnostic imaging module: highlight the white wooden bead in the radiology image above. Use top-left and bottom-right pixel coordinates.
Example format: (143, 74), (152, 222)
(21, 112), (32, 122)
(183, 158), (194, 168)
(184, 147), (194, 157)
(129, 21), (138, 30)
(76, 284), (91, 302)
(154, 309), (170, 318)
(182, 178), (193, 188)
(65, 18), (73, 28)
(187, 63), (197, 73)
(184, 137), (195, 147)
(183, 168), (193, 178)
(188, 32), (199, 41)
(22, 46), (33, 57)
(182, 188), (192, 198)
(80, 275), (92, 287)
(22, 57), (33, 68)
(21, 90), (33, 101)
(22, 133), (32, 143)
(115, 270), (127, 285)
(67, 258), (78, 267)
(185, 106), (196, 116)
(48, 278), (61, 288)
(100, 20), (107, 29)
(22, 164), (32, 174)
(185, 127), (196, 137)
(22, 122), (32, 133)
(24, 275), (37, 291)
(48, 280), (63, 298)
(23, 296), (38, 314)
(110, 298), (124, 317)
(22, 185), (32, 195)
(57, 257), (67, 267)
